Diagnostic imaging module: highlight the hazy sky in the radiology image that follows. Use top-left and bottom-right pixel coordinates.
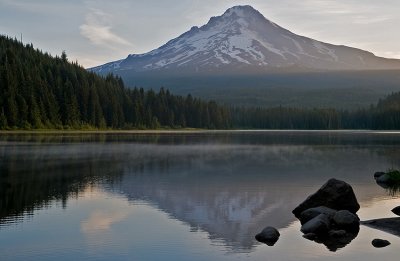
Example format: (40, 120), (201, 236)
(1, 0), (399, 68)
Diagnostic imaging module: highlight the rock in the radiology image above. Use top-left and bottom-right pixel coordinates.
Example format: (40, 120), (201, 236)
(372, 239), (391, 248)
(333, 210), (360, 230)
(299, 206), (337, 225)
(362, 217), (400, 237)
(255, 226), (280, 246)
(376, 173), (391, 183)
(303, 233), (317, 240)
(301, 214), (330, 235)
(374, 172), (386, 179)
(328, 229), (347, 238)
(392, 206), (400, 216)
(293, 179), (360, 218)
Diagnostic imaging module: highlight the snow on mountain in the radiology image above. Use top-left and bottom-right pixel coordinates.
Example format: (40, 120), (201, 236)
(90, 5), (400, 74)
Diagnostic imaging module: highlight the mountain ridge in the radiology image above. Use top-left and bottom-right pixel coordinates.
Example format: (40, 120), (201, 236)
(90, 5), (400, 74)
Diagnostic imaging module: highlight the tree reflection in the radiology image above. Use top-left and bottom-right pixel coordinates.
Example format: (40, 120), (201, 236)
(1, 132), (400, 253)
(0, 142), (124, 224)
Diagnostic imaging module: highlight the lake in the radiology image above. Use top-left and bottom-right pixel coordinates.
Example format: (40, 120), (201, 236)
(1, 131), (400, 260)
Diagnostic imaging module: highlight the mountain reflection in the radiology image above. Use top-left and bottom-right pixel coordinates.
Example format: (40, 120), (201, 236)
(1, 132), (400, 252)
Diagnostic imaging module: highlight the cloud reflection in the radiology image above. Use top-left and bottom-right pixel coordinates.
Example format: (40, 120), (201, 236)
(81, 210), (128, 234)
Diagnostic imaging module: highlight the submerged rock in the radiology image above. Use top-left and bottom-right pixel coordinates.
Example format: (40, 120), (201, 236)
(333, 210), (360, 230)
(374, 172), (386, 179)
(301, 214), (330, 235)
(292, 179), (360, 218)
(376, 174), (391, 183)
(328, 229), (347, 238)
(303, 233), (317, 240)
(255, 226), (280, 246)
(361, 217), (400, 237)
(374, 169), (400, 185)
(372, 239), (391, 248)
(392, 206), (400, 216)
(299, 206), (337, 225)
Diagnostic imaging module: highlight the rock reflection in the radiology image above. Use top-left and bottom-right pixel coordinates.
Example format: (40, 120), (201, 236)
(303, 227), (360, 252)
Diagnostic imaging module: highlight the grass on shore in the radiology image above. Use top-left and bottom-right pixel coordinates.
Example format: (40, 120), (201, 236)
(386, 169), (400, 183)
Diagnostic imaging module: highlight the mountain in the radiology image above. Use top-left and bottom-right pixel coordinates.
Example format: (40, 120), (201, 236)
(91, 5), (400, 75)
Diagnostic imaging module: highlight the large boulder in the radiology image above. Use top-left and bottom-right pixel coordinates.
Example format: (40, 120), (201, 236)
(333, 210), (360, 230)
(299, 206), (337, 225)
(255, 226), (280, 246)
(301, 214), (330, 235)
(293, 179), (360, 218)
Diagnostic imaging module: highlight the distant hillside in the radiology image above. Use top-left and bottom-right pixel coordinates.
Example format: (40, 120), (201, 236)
(117, 70), (400, 109)
(0, 36), (230, 130)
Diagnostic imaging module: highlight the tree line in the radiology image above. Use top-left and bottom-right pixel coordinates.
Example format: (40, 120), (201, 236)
(0, 36), (230, 129)
(231, 94), (400, 130)
(1, 35), (400, 130)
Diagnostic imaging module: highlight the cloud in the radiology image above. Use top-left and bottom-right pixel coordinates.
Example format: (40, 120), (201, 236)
(1, 0), (79, 14)
(291, 0), (393, 22)
(377, 51), (400, 59)
(80, 8), (132, 49)
(352, 15), (392, 25)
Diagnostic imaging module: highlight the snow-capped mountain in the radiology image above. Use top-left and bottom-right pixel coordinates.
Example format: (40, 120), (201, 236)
(90, 5), (400, 74)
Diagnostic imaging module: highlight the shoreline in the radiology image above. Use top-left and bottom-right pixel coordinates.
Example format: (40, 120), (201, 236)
(2, 129), (400, 135)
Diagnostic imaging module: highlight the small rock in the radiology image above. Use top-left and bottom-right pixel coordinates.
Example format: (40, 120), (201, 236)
(293, 179), (360, 218)
(376, 174), (391, 183)
(374, 172), (386, 179)
(301, 214), (330, 235)
(328, 230), (347, 238)
(372, 239), (391, 248)
(255, 226), (280, 246)
(303, 233), (317, 240)
(391, 206), (400, 216)
(299, 206), (337, 225)
(333, 210), (360, 230)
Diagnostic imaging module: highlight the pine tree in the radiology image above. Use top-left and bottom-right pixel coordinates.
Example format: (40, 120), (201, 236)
(0, 108), (8, 129)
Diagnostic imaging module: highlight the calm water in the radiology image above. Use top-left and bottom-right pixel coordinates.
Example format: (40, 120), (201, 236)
(1, 131), (400, 261)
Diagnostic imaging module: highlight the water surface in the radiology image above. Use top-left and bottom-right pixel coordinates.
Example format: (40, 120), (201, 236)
(1, 131), (400, 260)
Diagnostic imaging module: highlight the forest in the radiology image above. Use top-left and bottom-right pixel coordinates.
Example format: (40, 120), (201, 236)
(1, 35), (400, 130)
(0, 36), (230, 129)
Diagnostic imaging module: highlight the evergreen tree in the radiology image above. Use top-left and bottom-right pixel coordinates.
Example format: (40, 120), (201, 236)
(0, 108), (7, 129)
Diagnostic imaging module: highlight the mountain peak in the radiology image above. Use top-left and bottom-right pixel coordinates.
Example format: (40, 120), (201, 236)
(222, 5), (260, 17)
(91, 5), (400, 74)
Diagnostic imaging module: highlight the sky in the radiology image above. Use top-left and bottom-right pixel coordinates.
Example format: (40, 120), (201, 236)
(1, 0), (399, 68)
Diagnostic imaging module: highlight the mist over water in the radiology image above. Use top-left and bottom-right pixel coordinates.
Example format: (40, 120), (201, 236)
(1, 131), (400, 260)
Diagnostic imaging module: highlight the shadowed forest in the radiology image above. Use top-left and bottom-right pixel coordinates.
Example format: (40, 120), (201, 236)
(1, 35), (400, 130)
